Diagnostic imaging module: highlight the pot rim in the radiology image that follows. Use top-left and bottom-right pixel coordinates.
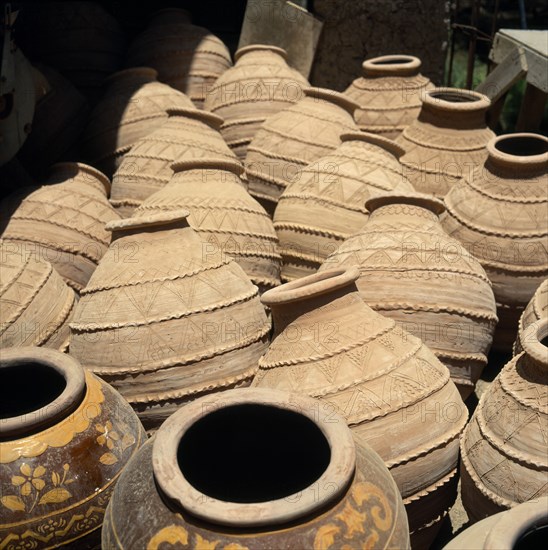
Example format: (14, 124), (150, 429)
(235, 44), (288, 62)
(261, 267), (360, 306)
(487, 132), (548, 165)
(152, 387), (356, 528)
(362, 54), (421, 75)
(105, 208), (190, 234)
(303, 87), (359, 115)
(50, 162), (111, 196)
(104, 67), (158, 86)
(421, 87), (491, 112)
(520, 318), (548, 368)
(166, 107), (224, 130)
(0, 347), (86, 438)
(340, 131), (406, 158)
(365, 193), (445, 216)
(171, 158), (244, 176)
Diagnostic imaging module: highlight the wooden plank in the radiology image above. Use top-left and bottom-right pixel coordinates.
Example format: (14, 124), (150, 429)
(515, 83), (547, 132)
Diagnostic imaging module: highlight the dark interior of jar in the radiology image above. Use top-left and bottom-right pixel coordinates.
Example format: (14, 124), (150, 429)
(514, 524), (548, 550)
(540, 336), (548, 348)
(177, 404), (331, 503)
(0, 362), (66, 419)
(372, 58), (412, 65)
(495, 136), (548, 157)
(429, 91), (480, 103)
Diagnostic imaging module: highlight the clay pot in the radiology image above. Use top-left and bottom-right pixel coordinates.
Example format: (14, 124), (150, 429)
(273, 132), (414, 282)
(134, 160), (281, 292)
(245, 87), (359, 216)
(126, 8), (232, 109)
(204, 44), (309, 160)
(344, 54), (434, 139)
(460, 318), (548, 522)
(252, 267), (468, 547)
(396, 87), (494, 197)
(18, 65), (90, 177)
(443, 496), (548, 550)
(0, 163), (121, 293)
(80, 67), (195, 177)
(69, 210), (271, 431)
(110, 108), (238, 217)
(0, 242), (76, 351)
(443, 133), (548, 353)
(319, 194), (498, 399)
(102, 387), (410, 549)
(515, 279), (547, 355)
(0, 347), (145, 549)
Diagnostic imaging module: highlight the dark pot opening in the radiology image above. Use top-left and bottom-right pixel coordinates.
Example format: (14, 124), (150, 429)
(541, 336), (548, 348)
(495, 136), (548, 157)
(514, 524), (548, 550)
(371, 58), (411, 65)
(177, 404), (331, 503)
(429, 91), (480, 103)
(0, 361), (66, 419)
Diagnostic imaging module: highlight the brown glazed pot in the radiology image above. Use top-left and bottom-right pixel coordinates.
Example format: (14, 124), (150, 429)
(344, 55), (434, 139)
(515, 279), (548, 355)
(110, 108), (238, 217)
(68, 210), (271, 432)
(252, 267), (468, 548)
(273, 132), (414, 282)
(396, 87), (494, 198)
(0, 347), (145, 549)
(134, 159), (281, 293)
(460, 318), (548, 523)
(204, 44), (309, 160)
(102, 388), (410, 549)
(245, 87), (359, 216)
(80, 67), (194, 177)
(0, 242), (76, 351)
(0, 162), (120, 293)
(126, 8), (232, 108)
(319, 194), (498, 399)
(443, 133), (548, 353)
(443, 496), (548, 550)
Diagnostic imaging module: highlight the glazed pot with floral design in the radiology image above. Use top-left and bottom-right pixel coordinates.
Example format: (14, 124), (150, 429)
(0, 347), (145, 549)
(102, 388), (410, 549)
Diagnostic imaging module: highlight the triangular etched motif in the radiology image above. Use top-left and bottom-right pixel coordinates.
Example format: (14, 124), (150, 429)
(316, 354), (343, 384)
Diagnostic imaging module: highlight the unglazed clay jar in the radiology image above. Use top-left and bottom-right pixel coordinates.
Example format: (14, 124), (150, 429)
(0, 347), (145, 549)
(274, 132), (414, 282)
(110, 108), (238, 217)
(245, 87), (359, 215)
(0, 163), (120, 292)
(344, 55), (433, 139)
(0, 242), (76, 351)
(443, 496), (548, 550)
(460, 318), (548, 523)
(69, 210), (271, 432)
(204, 44), (309, 160)
(515, 279), (547, 355)
(396, 87), (494, 197)
(319, 194), (498, 399)
(443, 133), (548, 353)
(126, 8), (232, 108)
(134, 159), (281, 292)
(252, 267), (468, 547)
(80, 67), (194, 177)
(102, 388), (410, 549)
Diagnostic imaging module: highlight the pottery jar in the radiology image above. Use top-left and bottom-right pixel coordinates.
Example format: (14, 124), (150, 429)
(102, 387), (410, 549)
(515, 279), (548, 355)
(396, 87), (494, 197)
(443, 133), (548, 352)
(68, 209), (271, 432)
(344, 54), (434, 139)
(0, 347), (145, 549)
(273, 132), (414, 282)
(204, 44), (309, 160)
(252, 267), (468, 548)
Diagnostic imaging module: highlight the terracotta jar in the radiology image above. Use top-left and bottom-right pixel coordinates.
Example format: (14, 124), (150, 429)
(319, 194), (498, 399)
(0, 347), (145, 549)
(515, 279), (547, 354)
(252, 267), (468, 548)
(443, 496), (548, 550)
(69, 210), (271, 432)
(80, 67), (194, 177)
(443, 133), (548, 353)
(126, 8), (232, 109)
(0, 163), (120, 293)
(460, 318), (548, 522)
(274, 132), (414, 282)
(18, 65), (90, 177)
(102, 388), (410, 549)
(134, 160), (281, 293)
(245, 87), (359, 216)
(204, 44), (309, 160)
(396, 87), (494, 197)
(110, 108), (238, 217)
(344, 54), (434, 139)
(0, 242), (76, 351)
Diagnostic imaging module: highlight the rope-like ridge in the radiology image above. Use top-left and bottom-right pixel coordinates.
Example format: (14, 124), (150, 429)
(278, 192), (368, 213)
(274, 222), (349, 240)
(369, 301), (498, 321)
